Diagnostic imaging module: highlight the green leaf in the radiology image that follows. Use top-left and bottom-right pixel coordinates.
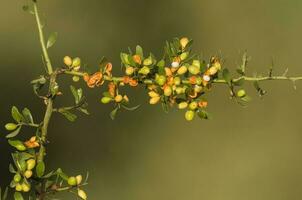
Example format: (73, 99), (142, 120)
(14, 192), (23, 200)
(70, 85), (79, 104)
(222, 68), (231, 84)
(59, 110), (77, 122)
(197, 110), (211, 120)
(1, 187), (8, 200)
(56, 168), (69, 181)
(8, 140), (26, 151)
(6, 126), (22, 138)
(22, 108), (34, 124)
(46, 32), (58, 49)
(9, 164), (16, 173)
(120, 53), (130, 65)
(110, 107), (119, 120)
(22, 5), (34, 15)
(99, 56), (109, 69)
(136, 45), (144, 58)
(36, 161), (45, 178)
(77, 108), (89, 115)
(233, 78), (245, 86)
(11, 106), (23, 123)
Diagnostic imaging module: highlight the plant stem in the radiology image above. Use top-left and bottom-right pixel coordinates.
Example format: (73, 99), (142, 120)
(33, 2), (53, 75)
(213, 75), (302, 83)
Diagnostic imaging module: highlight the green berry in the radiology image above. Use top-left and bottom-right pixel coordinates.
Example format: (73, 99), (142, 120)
(14, 173), (22, 183)
(155, 75), (166, 86)
(72, 57), (81, 67)
(101, 97), (112, 104)
(189, 102), (198, 110)
(185, 110), (195, 121)
(72, 76), (80, 82)
(237, 89), (246, 97)
(188, 65), (200, 75)
(68, 176), (77, 186)
(178, 102), (188, 109)
(16, 144), (26, 151)
(180, 52), (189, 61)
(138, 66), (150, 75)
(5, 123), (17, 131)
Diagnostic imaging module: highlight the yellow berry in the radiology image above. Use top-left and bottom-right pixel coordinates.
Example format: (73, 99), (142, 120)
(72, 76), (80, 82)
(138, 66), (150, 75)
(189, 102), (198, 110)
(177, 66), (188, 75)
(101, 97), (112, 104)
(78, 189), (88, 200)
(5, 123), (17, 131)
(21, 182), (31, 192)
(143, 57), (152, 66)
(72, 57), (81, 67)
(188, 65), (200, 75)
(173, 77), (181, 85)
(125, 66), (135, 76)
(76, 175), (83, 185)
(115, 95), (123, 103)
(178, 102), (188, 109)
(15, 183), (22, 192)
(155, 75), (166, 86)
(148, 91), (159, 98)
(237, 89), (246, 97)
(164, 86), (172, 96)
(180, 37), (189, 49)
(180, 52), (189, 61)
(185, 110), (195, 121)
(149, 96), (161, 105)
(26, 159), (36, 170)
(24, 170), (33, 179)
(63, 56), (73, 66)
(68, 176), (77, 186)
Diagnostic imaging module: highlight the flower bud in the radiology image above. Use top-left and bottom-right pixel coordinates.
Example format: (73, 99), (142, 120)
(189, 102), (198, 110)
(68, 176), (77, 186)
(78, 189), (88, 200)
(24, 170), (33, 179)
(115, 95), (123, 103)
(180, 52), (189, 61)
(188, 65), (200, 75)
(171, 61), (180, 68)
(178, 102), (188, 109)
(148, 91), (159, 98)
(138, 66), (150, 75)
(237, 89), (246, 97)
(26, 159), (36, 170)
(185, 110), (195, 121)
(5, 123), (17, 131)
(133, 54), (142, 64)
(177, 66), (188, 75)
(149, 96), (161, 105)
(164, 86), (172, 96)
(101, 97), (112, 104)
(63, 56), (73, 67)
(180, 37), (189, 49)
(72, 57), (81, 67)
(155, 75), (166, 86)
(125, 66), (135, 76)
(21, 182), (31, 192)
(14, 173), (22, 183)
(76, 175), (83, 185)
(15, 183), (22, 192)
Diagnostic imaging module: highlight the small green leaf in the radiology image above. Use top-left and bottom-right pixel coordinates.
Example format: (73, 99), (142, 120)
(59, 110), (77, 122)
(56, 168), (69, 181)
(2, 187), (8, 200)
(8, 140), (26, 151)
(136, 45), (144, 58)
(110, 107), (119, 120)
(11, 106), (23, 123)
(70, 85), (79, 104)
(233, 78), (245, 86)
(9, 164), (16, 173)
(22, 108), (34, 124)
(6, 126), (22, 138)
(36, 161), (45, 178)
(14, 192), (24, 200)
(46, 32), (58, 49)
(77, 108), (89, 115)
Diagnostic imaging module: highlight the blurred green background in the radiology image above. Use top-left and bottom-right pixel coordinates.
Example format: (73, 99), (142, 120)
(1, 0), (302, 199)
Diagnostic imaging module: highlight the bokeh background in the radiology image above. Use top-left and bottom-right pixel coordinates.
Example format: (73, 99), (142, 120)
(1, 0), (302, 199)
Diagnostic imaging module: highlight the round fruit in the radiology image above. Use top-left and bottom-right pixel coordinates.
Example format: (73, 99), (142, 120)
(78, 189), (87, 200)
(143, 57), (152, 66)
(15, 183), (22, 192)
(24, 170), (33, 179)
(149, 96), (161, 105)
(72, 57), (81, 67)
(173, 77), (181, 85)
(185, 110), (195, 121)
(189, 102), (198, 110)
(188, 65), (200, 75)
(148, 91), (159, 98)
(101, 97), (112, 104)
(21, 183), (31, 192)
(164, 86), (172, 96)
(5, 123), (17, 131)
(192, 60), (201, 68)
(180, 52), (189, 61)
(76, 175), (83, 185)
(72, 76), (80, 82)
(155, 75), (166, 86)
(26, 159), (36, 170)
(63, 56), (73, 66)
(138, 66), (150, 75)
(237, 89), (246, 97)
(177, 66), (188, 75)
(114, 95), (123, 103)
(178, 102), (188, 109)
(14, 173), (22, 183)
(68, 176), (77, 186)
